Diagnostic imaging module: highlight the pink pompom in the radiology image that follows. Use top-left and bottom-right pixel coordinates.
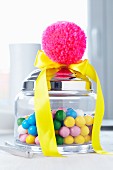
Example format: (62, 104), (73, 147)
(42, 21), (86, 65)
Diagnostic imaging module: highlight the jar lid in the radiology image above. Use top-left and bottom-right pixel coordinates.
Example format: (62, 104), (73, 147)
(22, 69), (92, 91)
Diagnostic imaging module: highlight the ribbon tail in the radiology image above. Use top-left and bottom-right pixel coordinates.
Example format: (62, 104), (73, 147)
(34, 68), (61, 157)
(86, 63), (113, 154)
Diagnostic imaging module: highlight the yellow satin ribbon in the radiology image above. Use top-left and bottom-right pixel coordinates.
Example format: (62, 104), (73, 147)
(34, 50), (110, 156)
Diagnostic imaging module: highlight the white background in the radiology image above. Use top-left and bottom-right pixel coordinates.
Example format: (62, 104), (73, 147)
(0, 0), (87, 70)
(0, 0), (88, 127)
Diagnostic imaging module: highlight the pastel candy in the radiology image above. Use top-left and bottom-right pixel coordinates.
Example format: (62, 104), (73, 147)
(26, 135), (35, 144)
(84, 115), (93, 126)
(64, 116), (75, 127)
(35, 136), (40, 145)
(55, 110), (66, 121)
(56, 135), (64, 145)
(59, 126), (70, 137)
(88, 125), (93, 135)
(75, 109), (84, 116)
(75, 116), (86, 127)
(19, 134), (28, 142)
(52, 110), (56, 115)
(66, 108), (77, 118)
(28, 125), (37, 136)
(17, 118), (25, 126)
(74, 135), (85, 144)
(22, 119), (30, 129)
(84, 135), (91, 143)
(28, 113), (36, 125)
(18, 125), (28, 135)
(80, 125), (89, 136)
(54, 120), (61, 130)
(58, 107), (67, 112)
(70, 126), (81, 137)
(64, 135), (74, 144)
(55, 130), (59, 135)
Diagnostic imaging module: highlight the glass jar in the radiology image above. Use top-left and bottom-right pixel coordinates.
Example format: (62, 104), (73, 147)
(14, 69), (96, 154)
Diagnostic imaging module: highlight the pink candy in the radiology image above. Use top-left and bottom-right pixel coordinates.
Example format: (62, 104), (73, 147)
(59, 126), (70, 137)
(19, 134), (28, 142)
(35, 136), (40, 145)
(70, 126), (81, 137)
(52, 110), (56, 118)
(58, 107), (67, 112)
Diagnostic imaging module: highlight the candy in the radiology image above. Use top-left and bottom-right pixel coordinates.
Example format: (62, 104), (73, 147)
(84, 135), (91, 143)
(58, 107), (67, 112)
(70, 126), (81, 137)
(66, 108), (77, 119)
(74, 135), (85, 144)
(52, 110), (56, 115)
(28, 113), (36, 125)
(59, 126), (70, 137)
(17, 118), (25, 126)
(25, 115), (29, 119)
(18, 125), (28, 135)
(84, 115), (93, 126)
(53, 120), (61, 130)
(75, 109), (84, 116)
(56, 135), (64, 145)
(80, 125), (89, 136)
(64, 135), (74, 144)
(75, 116), (86, 127)
(28, 125), (37, 136)
(17, 108), (94, 146)
(22, 120), (30, 129)
(55, 110), (66, 121)
(19, 134), (28, 142)
(26, 135), (35, 144)
(88, 125), (93, 135)
(55, 130), (59, 135)
(52, 110), (56, 118)
(35, 136), (40, 145)
(64, 116), (75, 127)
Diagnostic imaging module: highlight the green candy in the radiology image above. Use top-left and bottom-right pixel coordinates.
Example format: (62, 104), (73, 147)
(17, 118), (25, 126)
(55, 110), (66, 121)
(56, 135), (64, 145)
(53, 120), (61, 130)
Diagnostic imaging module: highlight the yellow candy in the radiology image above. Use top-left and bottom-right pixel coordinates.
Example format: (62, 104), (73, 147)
(84, 115), (93, 126)
(74, 135), (85, 144)
(26, 135), (35, 144)
(84, 135), (91, 143)
(80, 125), (89, 136)
(25, 115), (29, 119)
(75, 116), (86, 127)
(64, 116), (75, 127)
(64, 135), (74, 144)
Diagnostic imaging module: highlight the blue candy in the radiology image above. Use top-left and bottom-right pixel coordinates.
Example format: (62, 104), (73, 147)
(28, 125), (37, 136)
(28, 113), (36, 125)
(66, 108), (77, 118)
(22, 119), (30, 129)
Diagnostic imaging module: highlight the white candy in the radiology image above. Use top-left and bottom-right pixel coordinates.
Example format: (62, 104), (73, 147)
(76, 109), (84, 116)
(18, 125), (28, 135)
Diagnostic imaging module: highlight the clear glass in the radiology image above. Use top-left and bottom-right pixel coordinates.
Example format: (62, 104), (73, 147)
(14, 89), (96, 154)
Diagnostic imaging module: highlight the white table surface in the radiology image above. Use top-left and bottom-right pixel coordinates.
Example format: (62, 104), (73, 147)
(0, 130), (113, 170)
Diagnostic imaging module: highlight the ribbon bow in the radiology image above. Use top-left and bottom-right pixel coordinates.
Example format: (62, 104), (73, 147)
(34, 50), (106, 156)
